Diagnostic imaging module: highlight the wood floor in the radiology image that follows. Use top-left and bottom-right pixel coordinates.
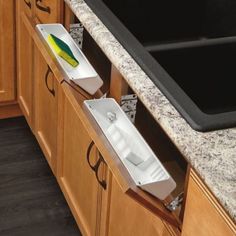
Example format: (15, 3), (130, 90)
(0, 117), (82, 236)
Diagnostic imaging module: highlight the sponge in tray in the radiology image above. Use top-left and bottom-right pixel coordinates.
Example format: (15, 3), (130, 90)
(47, 34), (79, 67)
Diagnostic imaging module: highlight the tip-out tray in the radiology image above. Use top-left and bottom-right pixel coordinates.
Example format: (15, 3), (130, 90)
(84, 98), (176, 200)
(36, 23), (103, 95)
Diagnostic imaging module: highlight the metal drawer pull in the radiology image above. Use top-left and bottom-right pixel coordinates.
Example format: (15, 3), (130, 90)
(36, 0), (51, 13)
(86, 141), (96, 171)
(24, 0), (31, 9)
(95, 153), (107, 190)
(45, 66), (55, 96)
(86, 141), (107, 190)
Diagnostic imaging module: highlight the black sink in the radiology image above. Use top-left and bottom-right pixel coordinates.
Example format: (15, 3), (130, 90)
(150, 40), (236, 115)
(84, 0), (236, 131)
(101, 0), (236, 45)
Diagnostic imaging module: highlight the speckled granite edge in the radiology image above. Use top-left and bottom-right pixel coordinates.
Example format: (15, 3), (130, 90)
(65, 0), (236, 222)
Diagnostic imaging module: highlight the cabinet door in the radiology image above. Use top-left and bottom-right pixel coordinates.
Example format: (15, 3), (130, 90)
(16, 0), (33, 125)
(0, 0), (15, 102)
(103, 175), (178, 236)
(35, 0), (62, 23)
(182, 170), (236, 236)
(34, 47), (58, 173)
(57, 84), (103, 236)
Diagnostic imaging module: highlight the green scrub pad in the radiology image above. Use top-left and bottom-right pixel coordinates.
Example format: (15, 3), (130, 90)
(47, 34), (79, 67)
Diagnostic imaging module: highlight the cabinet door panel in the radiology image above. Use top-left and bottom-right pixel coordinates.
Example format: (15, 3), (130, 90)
(58, 84), (101, 236)
(34, 47), (58, 172)
(17, 1), (33, 124)
(105, 176), (176, 236)
(0, 0), (15, 102)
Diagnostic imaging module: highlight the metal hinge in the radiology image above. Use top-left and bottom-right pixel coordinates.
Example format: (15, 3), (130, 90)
(69, 23), (84, 49)
(121, 94), (138, 123)
(165, 192), (184, 212)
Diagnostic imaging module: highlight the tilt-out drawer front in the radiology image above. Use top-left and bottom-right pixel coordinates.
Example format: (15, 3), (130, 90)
(84, 98), (176, 200)
(36, 23), (103, 95)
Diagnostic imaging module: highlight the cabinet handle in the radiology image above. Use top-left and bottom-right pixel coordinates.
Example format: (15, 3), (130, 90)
(35, 0), (51, 13)
(45, 66), (55, 96)
(24, 0), (31, 9)
(94, 153), (107, 190)
(86, 141), (107, 190)
(86, 141), (96, 171)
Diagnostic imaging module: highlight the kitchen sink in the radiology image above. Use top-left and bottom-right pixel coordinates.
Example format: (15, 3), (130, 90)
(150, 39), (236, 115)
(101, 0), (236, 45)
(84, 0), (236, 131)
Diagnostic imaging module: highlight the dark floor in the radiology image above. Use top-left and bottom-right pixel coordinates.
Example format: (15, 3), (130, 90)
(0, 117), (82, 236)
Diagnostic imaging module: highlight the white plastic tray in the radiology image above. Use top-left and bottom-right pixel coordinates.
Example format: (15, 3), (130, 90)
(36, 23), (103, 95)
(84, 98), (176, 200)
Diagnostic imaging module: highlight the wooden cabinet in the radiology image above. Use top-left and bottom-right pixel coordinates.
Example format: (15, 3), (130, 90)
(0, 0), (15, 103)
(34, 47), (59, 173)
(182, 170), (236, 236)
(15, 5), (236, 236)
(17, 0), (34, 126)
(57, 83), (106, 236)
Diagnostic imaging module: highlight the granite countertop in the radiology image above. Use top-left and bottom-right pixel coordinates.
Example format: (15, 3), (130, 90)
(65, 0), (236, 221)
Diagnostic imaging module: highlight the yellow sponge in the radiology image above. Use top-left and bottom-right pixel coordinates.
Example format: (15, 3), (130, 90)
(47, 34), (79, 67)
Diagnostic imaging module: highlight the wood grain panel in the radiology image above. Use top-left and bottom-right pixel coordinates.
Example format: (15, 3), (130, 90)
(105, 176), (178, 236)
(0, 1), (15, 102)
(0, 104), (22, 119)
(182, 169), (236, 236)
(16, 0), (34, 126)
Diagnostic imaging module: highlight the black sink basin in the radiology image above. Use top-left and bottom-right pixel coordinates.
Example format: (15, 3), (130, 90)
(150, 39), (236, 115)
(101, 0), (236, 45)
(84, 0), (236, 131)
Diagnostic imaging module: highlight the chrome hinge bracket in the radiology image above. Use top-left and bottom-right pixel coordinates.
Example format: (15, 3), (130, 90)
(165, 192), (184, 212)
(69, 22), (84, 49)
(121, 94), (138, 123)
